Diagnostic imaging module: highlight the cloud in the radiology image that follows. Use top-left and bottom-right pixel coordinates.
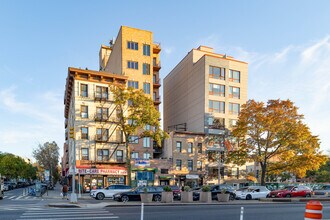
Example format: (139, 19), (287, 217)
(163, 46), (175, 55)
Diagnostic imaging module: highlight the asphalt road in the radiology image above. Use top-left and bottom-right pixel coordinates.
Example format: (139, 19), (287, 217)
(106, 203), (330, 220)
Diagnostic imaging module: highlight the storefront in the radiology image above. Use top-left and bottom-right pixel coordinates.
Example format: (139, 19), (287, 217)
(73, 166), (127, 192)
(131, 167), (157, 187)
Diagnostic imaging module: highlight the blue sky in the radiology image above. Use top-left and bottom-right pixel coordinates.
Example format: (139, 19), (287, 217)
(1, 0), (330, 159)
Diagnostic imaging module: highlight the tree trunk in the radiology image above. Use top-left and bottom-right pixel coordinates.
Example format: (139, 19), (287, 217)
(126, 138), (131, 186)
(260, 163), (267, 186)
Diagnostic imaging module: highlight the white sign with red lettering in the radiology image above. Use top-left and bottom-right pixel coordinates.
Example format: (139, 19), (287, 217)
(76, 168), (127, 175)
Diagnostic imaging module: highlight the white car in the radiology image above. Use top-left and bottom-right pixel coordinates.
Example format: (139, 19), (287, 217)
(236, 186), (270, 200)
(90, 185), (132, 200)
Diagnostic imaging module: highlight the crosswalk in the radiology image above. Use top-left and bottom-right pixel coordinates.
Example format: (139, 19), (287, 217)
(3, 195), (42, 200)
(0, 203), (45, 211)
(17, 208), (119, 219)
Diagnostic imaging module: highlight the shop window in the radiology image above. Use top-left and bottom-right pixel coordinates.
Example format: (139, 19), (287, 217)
(161, 169), (169, 174)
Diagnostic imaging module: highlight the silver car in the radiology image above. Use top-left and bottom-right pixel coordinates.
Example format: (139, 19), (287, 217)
(313, 185), (330, 196)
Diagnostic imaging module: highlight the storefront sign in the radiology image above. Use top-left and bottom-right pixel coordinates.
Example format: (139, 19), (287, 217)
(186, 174), (199, 179)
(135, 159), (150, 167)
(76, 168), (127, 175)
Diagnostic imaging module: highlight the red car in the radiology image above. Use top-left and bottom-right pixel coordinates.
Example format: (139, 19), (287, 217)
(268, 185), (312, 198)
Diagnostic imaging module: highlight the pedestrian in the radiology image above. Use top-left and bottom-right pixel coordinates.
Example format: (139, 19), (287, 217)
(62, 184), (68, 200)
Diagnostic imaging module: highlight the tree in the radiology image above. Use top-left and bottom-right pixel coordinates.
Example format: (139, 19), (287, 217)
(227, 99), (327, 185)
(0, 153), (37, 180)
(306, 158), (330, 182)
(111, 85), (167, 186)
(33, 141), (59, 183)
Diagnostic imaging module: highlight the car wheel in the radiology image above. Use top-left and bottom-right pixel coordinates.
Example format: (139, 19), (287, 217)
(246, 194), (252, 200)
(96, 193), (105, 200)
(285, 194), (291, 198)
(306, 193), (311, 197)
(229, 194), (235, 200)
(153, 195), (161, 202)
(121, 195), (129, 202)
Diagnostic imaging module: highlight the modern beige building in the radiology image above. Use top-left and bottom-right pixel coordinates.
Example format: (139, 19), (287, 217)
(163, 46), (249, 186)
(164, 45), (248, 133)
(63, 26), (165, 189)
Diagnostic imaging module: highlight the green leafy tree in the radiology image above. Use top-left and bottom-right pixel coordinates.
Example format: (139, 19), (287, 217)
(0, 153), (36, 180)
(111, 85), (168, 186)
(228, 99), (327, 185)
(33, 141), (59, 183)
(306, 158), (330, 182)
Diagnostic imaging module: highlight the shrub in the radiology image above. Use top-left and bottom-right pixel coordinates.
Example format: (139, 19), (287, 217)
(163, 185), (172, 192)
(143, 187), (148, 193)
(184, 186), (191, 192)
(202, 185), (211, 192)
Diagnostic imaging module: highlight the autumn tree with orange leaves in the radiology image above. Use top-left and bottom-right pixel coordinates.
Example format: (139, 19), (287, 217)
(227, 99), (326, 185)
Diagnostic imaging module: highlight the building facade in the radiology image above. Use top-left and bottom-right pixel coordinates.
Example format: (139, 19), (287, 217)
(63, 26), (165, 190)
(163, 46), (249, 187)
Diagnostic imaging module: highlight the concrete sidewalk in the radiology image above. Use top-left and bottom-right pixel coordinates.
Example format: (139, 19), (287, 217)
(42, 183), (91, 200)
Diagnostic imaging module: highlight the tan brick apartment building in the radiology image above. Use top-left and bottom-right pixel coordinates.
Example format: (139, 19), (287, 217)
(63, 26), (167, 190)
(163, 46), (250, 187)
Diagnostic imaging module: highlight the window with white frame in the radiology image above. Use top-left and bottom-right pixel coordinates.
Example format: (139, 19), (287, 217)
(81, 148), (89, 160)
(97, 149), (109, 161)
(128, 80), (139, 89)
(80, 84), (88, 97)
(188, 142), (193, 153)
(209, 66), (225, 80)
(95, 86), (108, 99)
(143, 137), (150, 147)
(176, 141), (182, 152)
(131, 152), (139, 159)
(209, 83), (225, 96)
(116, 150), (123, 162)
(81, 105), (88, 118)
(209, 100), (225, 113)
(128, 136), (139, 144)
(81, 127), (88, 140)
(143, 152), (151, 159)
(143, 83), (150, 94)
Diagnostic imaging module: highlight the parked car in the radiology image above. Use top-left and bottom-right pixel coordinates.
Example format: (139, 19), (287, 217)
(193, 184), (236, 201)
(268, 185), (312, 198)
(235, 186), (270, 200)
(167, 185), (181, 200)
(90, 184), (132, 200)
(313, 185), (330, 196)
(113, 186), (164, 202)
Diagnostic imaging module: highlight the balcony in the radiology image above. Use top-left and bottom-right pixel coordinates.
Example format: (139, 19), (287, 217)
(153, 61), (161, 71)
(153, 78), (161, 88)
(95, 135), (109, 143)
(153, 42), (161, 54)
(153, 96), (161, 105)
(94, 114), (109, 122)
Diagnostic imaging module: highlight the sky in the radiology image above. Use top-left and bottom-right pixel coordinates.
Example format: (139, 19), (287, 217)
(1, 0), (330, 160)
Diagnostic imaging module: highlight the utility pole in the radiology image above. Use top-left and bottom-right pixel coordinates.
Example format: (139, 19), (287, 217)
(69, 127), (77, 203)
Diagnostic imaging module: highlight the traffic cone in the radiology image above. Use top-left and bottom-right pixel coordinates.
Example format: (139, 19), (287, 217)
(305, 200), (322, 220)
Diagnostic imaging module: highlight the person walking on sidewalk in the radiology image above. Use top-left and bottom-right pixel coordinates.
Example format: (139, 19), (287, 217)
(62, 184), (68, 200)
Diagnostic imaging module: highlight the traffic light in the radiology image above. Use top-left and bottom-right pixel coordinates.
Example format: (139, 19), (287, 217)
(69, 127), (75, 139)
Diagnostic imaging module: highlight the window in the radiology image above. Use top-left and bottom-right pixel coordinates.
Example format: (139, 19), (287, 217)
(143, 44), (150, 56)
(116, 150), (123, 162)
(188, 142), (193, 153)
(96, 128), (108, 141)
(128, 136), (139, 144)
(131, 152), (139, 159)
(176, 141), (182, 152)
(229, 119), (237, 127)
(81, 105), (88, 118)
(188, 160), (193, 171)
(161, 169), (169, 174)
(229, 70), (240, 83)
(95, 86), (108, 100)
(128, 99), (133, 106)
(229, 103), (240, 115)
(127, 119), (137, 126)
(81, 127), (88, 139)
(143, 137), (150, 147)
(80, 84), (88, 97)
(209, 100), (225, 113)
(143, 83), (150, 94)
(96, 107), (108, 120)
(127, 61), (138, 69)
(208, 117), (225, 128)
(143, 152), (151, 159)
(128, 80), (139, 89)
(197, 143), (202, 153)
(145, 124), (151, 130)
(97, 149), (109, 161)
(81, 148), (89, 160)
(143, 63), (150, 75)
(209, 83), (225, 96)
(229, 86), (240, 99)
(127, 41), (138, 50)
(176, 159), (182, 170)
(197, 161), (202, 171)
(209, 66), (225, 80)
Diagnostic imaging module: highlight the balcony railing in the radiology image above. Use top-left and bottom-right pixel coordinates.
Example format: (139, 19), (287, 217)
(153, 78), (161, 87)
(94, 114), (109, 122)
(153, 61), (161, 71)
(95, 135), (109, 143)
(153, 96), (161, 105)
(94, 92), (109, 101)
(153, 42), (161, 54)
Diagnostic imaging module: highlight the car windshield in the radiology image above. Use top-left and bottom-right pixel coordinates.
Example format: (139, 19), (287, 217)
(321, 185), (330, 190)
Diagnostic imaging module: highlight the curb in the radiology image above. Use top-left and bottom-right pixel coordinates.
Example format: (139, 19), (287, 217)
(48, 204), (81, 208)
(259, 198), (330, 202)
